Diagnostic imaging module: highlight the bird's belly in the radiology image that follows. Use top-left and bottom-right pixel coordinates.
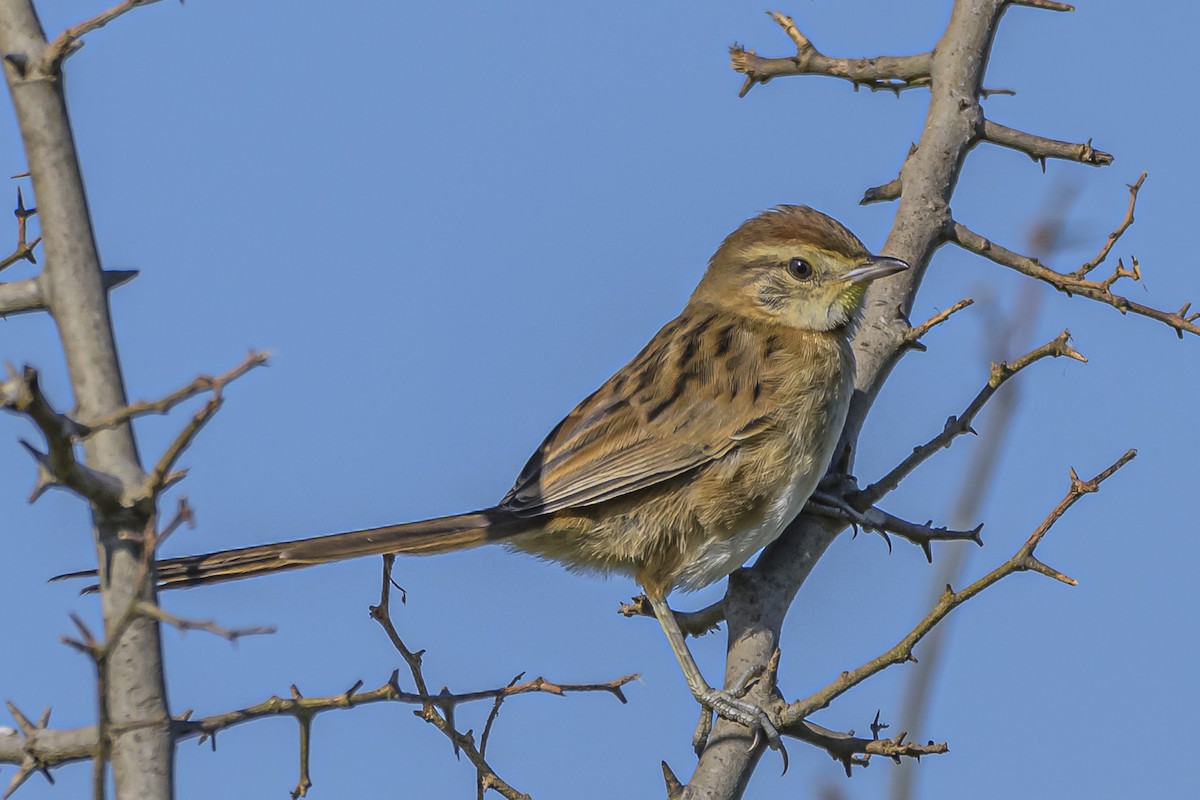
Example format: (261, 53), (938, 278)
(672, 459), (822, 592)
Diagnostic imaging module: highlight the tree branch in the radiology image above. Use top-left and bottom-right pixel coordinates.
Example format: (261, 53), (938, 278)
(947, 177), (1199, 339)
(730, 11), (932, 98)
(784, 450), (1134, 724)
(0, 270), (136, 318)
(982, 120), (1112, 169)
(617, 595), (725, 638)
(855, 330), (1087, 508)
(684, 3), (1079, 796)
(1, 3), (175, 794)
(784, 717), (948, 778)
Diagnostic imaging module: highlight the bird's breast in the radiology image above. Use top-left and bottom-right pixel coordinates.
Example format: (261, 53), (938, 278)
(672, 334), (855, 591)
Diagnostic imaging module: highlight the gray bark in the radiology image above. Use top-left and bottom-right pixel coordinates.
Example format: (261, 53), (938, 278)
(0, 2), (173, 798)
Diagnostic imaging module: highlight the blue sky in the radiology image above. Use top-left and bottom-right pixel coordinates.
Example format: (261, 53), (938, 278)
(2, 1), (1197, 798)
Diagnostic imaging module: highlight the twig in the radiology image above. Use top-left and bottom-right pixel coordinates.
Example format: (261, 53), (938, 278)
(2, 704), (55, 799)
(0, 365), (123, 508)
(982, 120), (1112, 170)
(947, 176), (1200, 339)
(902, 298), (974, 352)
(80, 351), (269, 434)
(133, 351), (269, 497)
(135, 602), (275, 642)
(617, 595), (724, 638)
(1073, 173), (1144, 277)
(41, 0), (169, 72)
(855, 507), (983, 563)
(0, 187), (40, 272)
(861, 143), (918, 205)
(784, 717), (947, 778)
(1007, 0), (1075, 11)
(730, 12), (931, 98)
(364, 557), (634, 799)
(856, 331), (1086, 508)
(785, 450), (1135, 723)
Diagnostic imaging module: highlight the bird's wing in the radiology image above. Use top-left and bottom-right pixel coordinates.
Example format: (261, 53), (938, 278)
(500, 311), (774, 517)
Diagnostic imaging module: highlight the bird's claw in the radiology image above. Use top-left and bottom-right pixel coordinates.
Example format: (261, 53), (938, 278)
(697, 688), (784, 754)
(692, 707), (713, 756)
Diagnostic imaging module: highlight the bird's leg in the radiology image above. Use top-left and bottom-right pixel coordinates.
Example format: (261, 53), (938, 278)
(645, 590), (782, 753)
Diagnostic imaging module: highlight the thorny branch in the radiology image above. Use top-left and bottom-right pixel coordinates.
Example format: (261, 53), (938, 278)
(730, 12), (932, 98)
(1074, 173), (1143, 277)
(903, 298), (974, 352)
(0, 269), (136, 318)
(0, 365), (123, 507)
(785, 717), (947, 778)
(981, 120), (1112, 170)
(4, 631), (635, 800)
(39, 0), (169, 73)
(689, 3), (1143, 796)
(358, 556), (636, 800)
(80, 351), (269, 435)
(0, 187), (39, 272)
(783, 450), (1135, 726)
(855, 330), (1087, 508)
(139, 351), (270, 497)
(949, 174), (1200, 339)
(618, 595), (725, 638)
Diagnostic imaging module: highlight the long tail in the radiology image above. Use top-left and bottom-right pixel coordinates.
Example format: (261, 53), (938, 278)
(55, 508), (529, 590)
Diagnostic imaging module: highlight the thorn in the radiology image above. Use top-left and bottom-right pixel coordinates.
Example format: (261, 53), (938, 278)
(3, 52), (28, 77)
(661, 761), (684, 799)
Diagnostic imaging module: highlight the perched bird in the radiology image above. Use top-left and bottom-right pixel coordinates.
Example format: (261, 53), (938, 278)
(65, 205), (907, 744)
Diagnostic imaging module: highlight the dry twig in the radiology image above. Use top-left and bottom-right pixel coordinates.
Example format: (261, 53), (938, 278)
(730, 12), (932, 98)
(618, 595), (725, 638)
(856, 330), (1087, 508)
(949, 174), (1199, 339)
(786, 450), (1135, 724)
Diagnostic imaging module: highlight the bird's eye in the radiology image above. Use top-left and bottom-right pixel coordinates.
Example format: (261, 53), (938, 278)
(787, 257), (813, 280)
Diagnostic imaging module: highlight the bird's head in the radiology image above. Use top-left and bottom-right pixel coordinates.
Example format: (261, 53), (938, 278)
(691, 205), (908, 332)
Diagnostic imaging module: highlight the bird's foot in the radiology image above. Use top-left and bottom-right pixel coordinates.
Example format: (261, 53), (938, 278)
(695, 687), (784, 757)
(807, 489), (866, 525)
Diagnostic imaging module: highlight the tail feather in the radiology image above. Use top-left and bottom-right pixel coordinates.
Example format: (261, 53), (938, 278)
(57, 508), (527, 591)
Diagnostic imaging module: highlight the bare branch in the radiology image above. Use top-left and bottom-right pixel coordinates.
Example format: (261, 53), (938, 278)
(80, 350), (270, 434)
(903, 298), (974, 352)
(1007, 0), (1074, 11)
(855, 508), (983, 562)
(861, 143), (918, 205)
(41, 0), (169, 72)
(982, 120), (1112, 169)
(129, 351), (269, 497)
(0, 365), (123, 507)
(784, 718), (948, 778)
(785, 450), (1134, 723)
(134, 602), (275, 643)
(0, 270), (136, 318)
(856, 331), (1086, 508)
(861, 177), (902, 205)
(1073, 172), (1144, 277)
(1, 2), (174, 792)
(618, 595), (724, 638)
(730, 12), (931, 98)
(365, 557), (634, 800)
(948, 183), (1198, 338)
(0, 186), (40, 272)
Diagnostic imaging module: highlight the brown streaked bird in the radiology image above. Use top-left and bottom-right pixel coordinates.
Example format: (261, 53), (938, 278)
(62, 205), (907, 746)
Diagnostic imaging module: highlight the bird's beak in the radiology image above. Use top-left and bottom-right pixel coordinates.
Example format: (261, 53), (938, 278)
(842, 255), (909, 284)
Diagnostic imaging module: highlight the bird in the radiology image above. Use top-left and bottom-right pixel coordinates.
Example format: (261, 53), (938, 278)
(62, 205), (907, 747)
